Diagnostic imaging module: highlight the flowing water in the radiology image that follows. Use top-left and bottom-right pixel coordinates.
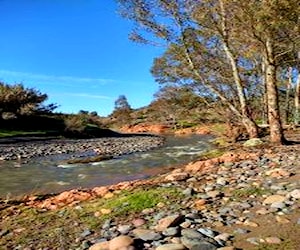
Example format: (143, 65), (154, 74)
(0, 135), (213, 198)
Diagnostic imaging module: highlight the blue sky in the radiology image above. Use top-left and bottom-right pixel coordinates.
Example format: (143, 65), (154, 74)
(0, 0), (162, 116)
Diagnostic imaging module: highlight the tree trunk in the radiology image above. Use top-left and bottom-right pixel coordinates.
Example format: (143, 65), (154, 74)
(284, 67), (292, 124)
(219, 0), (259, 138)
(294, 71), (300, 125)
(242, 117), (259, 138)
(264, 38), (285, 144)
(261, 61), (268, 124)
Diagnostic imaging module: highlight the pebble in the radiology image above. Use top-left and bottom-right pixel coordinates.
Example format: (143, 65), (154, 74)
(80, 229), (92, 238)
(182, 188), (193, 196)
(0, 135), (165, 161)
(100, 208), (112, 215)
(207, 191), (221, 198)
(109, 235), (134, 250)
(246, 237), (260, 245)
(265, 237), (282, 244)
(255, 208), (269, 215)
(270, 201), (285, 209)
(214, 233), (232, 243)
(181, 237), (218, 250)
(233, 228), (251, 234)
(162, 227), (180, 237)
(275, 215), (290, 224)
(155, 215), (184, 232)
(89, 241), (109, 250)
(289, 189), (300, 199)
(263, 195), (286, 205)
(243, 220), (259, 227)
(132, 218), (146, 227)
(216, 247), (236, 250)
(155, 243), (186, 250)
(132, 229), (162, 241)
(198, 228), (217, 238)
(5, 139), (300, 250)
(117, 224), (132, 235)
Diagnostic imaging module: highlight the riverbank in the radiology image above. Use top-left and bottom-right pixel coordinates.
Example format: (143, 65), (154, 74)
(1, 130), (300, 249)
(0, 134), (211, 198)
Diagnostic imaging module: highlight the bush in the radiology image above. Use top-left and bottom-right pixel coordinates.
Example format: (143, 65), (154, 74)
(64, 115), (86, 136)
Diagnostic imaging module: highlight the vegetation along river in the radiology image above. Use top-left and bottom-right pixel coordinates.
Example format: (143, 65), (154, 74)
(0, 135), (213, 198)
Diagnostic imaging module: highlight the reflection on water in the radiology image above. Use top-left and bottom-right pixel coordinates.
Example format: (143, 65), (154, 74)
(0, 135), (213, 198)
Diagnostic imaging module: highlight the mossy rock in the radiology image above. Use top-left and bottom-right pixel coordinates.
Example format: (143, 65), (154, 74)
(243, 138), (263, 147)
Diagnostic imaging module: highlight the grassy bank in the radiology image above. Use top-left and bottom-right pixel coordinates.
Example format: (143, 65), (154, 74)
(0, 186), (182, 248)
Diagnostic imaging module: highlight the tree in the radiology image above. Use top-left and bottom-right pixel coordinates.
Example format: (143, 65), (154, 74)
(114, 95), (131, 111)
(0, 82), (56, 118)
(118, 0), (260, 138)
(117, 0), (300, 144)
(230, 0), (300, 143)
(111, 95), (132, 124)
(295, 67), (300, 125)
(151, 86), (210, 127)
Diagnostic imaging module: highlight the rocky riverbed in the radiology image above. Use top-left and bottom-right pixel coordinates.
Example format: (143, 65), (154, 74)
(0, 135), (165, 161)
(1, 138), (300, 249)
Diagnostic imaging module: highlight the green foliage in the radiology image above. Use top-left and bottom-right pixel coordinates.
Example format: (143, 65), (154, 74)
(114, 95), (131, 111)
(64, 115), (87, 134)
(199, 149), (224, 160)
(255, 241), (296, 250)
(176, 121), (198, 129)
(0, 186), (182, 248)
(63, 113), (104, 138)
(110, 95), (132, 125)
(211, 137), (229, 147)
(73, 186), (183, 230)
(0, 82), (56, 117)
(102, 188), (178, 216)
(232, 187), (270, 199)
(117, 0), (300, 142)
(210, 124), (227, 136)
(149, 86), (212, 126)
(0, 130), (48, 138)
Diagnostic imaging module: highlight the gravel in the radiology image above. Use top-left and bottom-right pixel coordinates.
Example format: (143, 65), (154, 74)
(0, 135), (165, 161)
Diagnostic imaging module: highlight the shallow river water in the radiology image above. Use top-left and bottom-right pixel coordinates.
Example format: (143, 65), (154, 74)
(0, 135), (213, 198)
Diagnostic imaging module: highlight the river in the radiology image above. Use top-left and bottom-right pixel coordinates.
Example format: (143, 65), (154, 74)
(0, 134), (213, 198)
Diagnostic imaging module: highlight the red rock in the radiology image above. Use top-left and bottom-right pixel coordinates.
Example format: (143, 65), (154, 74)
(120, 123), (170, 134)
(132, 218), (146, 227)
(165, 172), (189, 181)
(204, 159), (217, 168)
(55, 191), (72, 202)
(219, 152), (239, 163)
(194, 199), (206, 210)
(92, 186), (109, 197)
(184, 161), (205, 173)
(155, 215), (184, 231)
(265, 168), (291, 178)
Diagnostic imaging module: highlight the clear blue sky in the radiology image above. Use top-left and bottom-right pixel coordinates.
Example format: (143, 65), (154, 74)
(0, 0), (162, 116)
